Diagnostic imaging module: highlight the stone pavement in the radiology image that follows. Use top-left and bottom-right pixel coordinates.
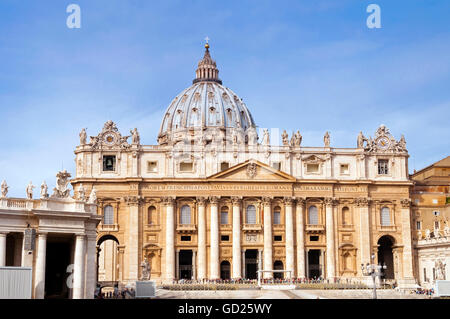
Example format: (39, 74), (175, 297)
(156, 288), (430, 299)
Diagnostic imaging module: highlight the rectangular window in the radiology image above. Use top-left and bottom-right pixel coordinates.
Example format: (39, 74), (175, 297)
(340, 164), (349, 175)
(181, 236), (191, 242)
(310, 236), (319, 242)
(147, 161), (158, 173)
(220, 212), (229, 225)
(221, 235), (230, 241)
(103, 156), (116, 172)
(423, 268), (427, 282)
(220, 162), (229, 171)
(306, 164), (319, 174)
(378, 159), (389, 175)
(274, 235), (282, 242)
(272, 162), (281, 171)
(180, 162), (193, 172)
(273, 211), (281, 225)
(416, 221), (422, 230)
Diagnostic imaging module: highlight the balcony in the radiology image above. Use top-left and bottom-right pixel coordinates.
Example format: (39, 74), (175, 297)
(176, 224), (197, 233)
(99, 223), (119, 232)
(305, 224), (325, 233)
(242, 224), (263, 233)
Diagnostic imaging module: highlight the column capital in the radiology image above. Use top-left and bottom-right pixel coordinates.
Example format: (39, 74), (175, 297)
(400, 198), (411, 208)
(283, 196), (294, 206)
(209, 196), (220, 205)
(261, 196), (272, 206)
(124, 195), (143, 206)
(324, 197), (338, 206)
(161, 196), (176, 206)
(231, 196), (242, 205)
(355, 197), (371, 207)
(295, 197), (306, 207)
(37, 232), (48, 238)
(196, 197), (207, 206)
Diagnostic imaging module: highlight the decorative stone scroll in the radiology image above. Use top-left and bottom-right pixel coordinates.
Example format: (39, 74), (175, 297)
(400, 198), (411, 208)
(324, 197), (338, 206)
(231, 196), (241, 205)
(295, 197), (306, 207)
(124, 195), (143, 206)
(355, 197), (371, 207)
(283, 196), (294, 206)
(246, 162), (257, 179)
(363, 125), (407, 153)
(196, 196), (207, 206)
(161, 196), (176, 206)
(88, 120), (131, 150)
(51, 170), (72, 199)
(209, 196), (220, 205)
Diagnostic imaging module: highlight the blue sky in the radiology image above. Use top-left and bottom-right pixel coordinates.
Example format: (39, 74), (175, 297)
(0, 0), (449, 197)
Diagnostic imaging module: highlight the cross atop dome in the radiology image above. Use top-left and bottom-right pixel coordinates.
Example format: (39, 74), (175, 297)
(193, 39), (222, 84)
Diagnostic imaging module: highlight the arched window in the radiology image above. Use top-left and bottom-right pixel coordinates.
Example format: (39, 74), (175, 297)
(273, 206), (281, 225)
(220, 206), (229, 225)
(381, 207), (391, 226)
(342, 207), (351, 225)
(180, 205), (191, 224)
(246, 205), (256, 224)
(308, 205), (319, 225)
(103, 205), (114, 225)
(148, 206), (156, 225)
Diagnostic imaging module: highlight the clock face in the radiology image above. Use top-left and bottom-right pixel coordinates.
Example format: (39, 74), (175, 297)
(377, 137), (390, 150)
(103, 133), (116, 145)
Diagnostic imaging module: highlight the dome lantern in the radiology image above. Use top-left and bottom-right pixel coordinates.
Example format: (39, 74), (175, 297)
(193, 39), (222, 85)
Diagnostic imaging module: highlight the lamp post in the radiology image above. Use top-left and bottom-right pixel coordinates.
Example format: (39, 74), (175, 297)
(361, 254), (387, 299)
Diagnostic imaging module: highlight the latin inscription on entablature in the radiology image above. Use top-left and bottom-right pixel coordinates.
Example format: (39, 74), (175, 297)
(334, 186), (367, 193)
(142, 184), (292, 192)
(294, 185), (333, 192)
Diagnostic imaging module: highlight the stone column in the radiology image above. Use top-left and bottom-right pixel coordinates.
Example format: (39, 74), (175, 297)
(284, 197), (294, 278)
(84, 234), (97, 299)
(296, 198), (306, 278)
(164, 197), (175, 281)
(73, 234), (86, 299)
(0, 233), (7, 267)
(231, 196), (242, 279)
(325, 197), (336, 279)
(399, 199), (416, 287)
(258, 249), (263, 272)
(197, 197), (207, 280)
(14, 235), (22, 266)
(356, 197), (372, 271)
(262, 197), (273, 279)
(209, 196), (220, 279)
(124, 196), (141, 282)
(34, 233), (47, 299)
(192, 250), (197, 280)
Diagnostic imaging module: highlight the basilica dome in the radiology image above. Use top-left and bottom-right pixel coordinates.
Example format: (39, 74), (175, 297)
(158, 43), (256, 145)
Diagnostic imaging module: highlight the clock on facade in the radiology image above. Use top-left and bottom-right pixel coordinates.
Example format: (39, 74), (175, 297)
(103, 133), (116, 145)
(376, 136), (390, 150)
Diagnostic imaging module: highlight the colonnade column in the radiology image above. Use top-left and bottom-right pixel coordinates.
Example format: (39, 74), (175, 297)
(192, 250), (197, 280)
(241, 250), (246, 278)
(124, 195), (141, 281)
(84, 233), (97, 299)
(400, 199), (416, 287)
(231, 196), (241, 279)
(295, 198), (306, 278)
(284, 197), (294, 278)
(196, 197), (207, 280)
(356, 197), (371, 272)
(0, 232), (7, 266)
(325, 197), (336, 279)
(175, 250), (180, 279)
(262, 197), (272, 279)
(34, 232), (47, 299)
(73, 234), (86, 299)
(209, 196), (220, 279)
(164, 197), (175, 281)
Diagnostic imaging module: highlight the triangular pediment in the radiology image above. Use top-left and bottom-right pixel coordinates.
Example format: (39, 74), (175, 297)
(302, 154), (325, 163)
(207, 159), (296, 182)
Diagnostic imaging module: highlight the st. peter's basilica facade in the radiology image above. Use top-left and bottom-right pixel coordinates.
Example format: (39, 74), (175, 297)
(71, 43), (417, 288)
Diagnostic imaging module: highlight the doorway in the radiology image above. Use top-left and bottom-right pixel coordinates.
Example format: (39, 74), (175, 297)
(377, 236), (395, 279)
(245, 250), (258, 279)
(220, 261), (231, 280)
(179, 250), (193, 279)
(308, 250), (322, 279)
(273, 261), (284, 279)
(45, 239), (72, 299)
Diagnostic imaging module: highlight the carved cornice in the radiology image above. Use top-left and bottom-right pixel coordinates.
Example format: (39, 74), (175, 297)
(209, 196), (220, 205)
(355, 197), (371, 207)
(400, 198), (411, 208)
(124, 195), (143, 206)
